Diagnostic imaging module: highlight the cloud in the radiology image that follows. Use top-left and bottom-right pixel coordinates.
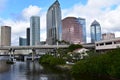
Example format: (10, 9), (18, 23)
(22, 5), (42, 20)
(100, 6), (120, 32)
(0, 5), (46, 45)
(21, 5), (47, 42)
(1, 19), (29, 45)
(62, 0), (120, 42)
(1, 0), (120, 45)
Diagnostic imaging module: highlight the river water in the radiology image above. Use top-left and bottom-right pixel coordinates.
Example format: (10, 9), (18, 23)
(0, 56), (73, 80)
(0, 56), (112, 80)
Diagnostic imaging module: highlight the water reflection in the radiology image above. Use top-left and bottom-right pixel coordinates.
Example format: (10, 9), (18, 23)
(0, 57), (73, 80)
(0, 56), (112, 80)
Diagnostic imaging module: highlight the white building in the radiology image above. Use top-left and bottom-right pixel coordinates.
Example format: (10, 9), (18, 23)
(95, 37), (120, 50)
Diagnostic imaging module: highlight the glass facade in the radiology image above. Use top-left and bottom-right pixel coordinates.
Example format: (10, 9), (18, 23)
(26, 28), (30, 46)
(30, 16), (40, 46)
(78, 18), (86, 43)
(91, 20), (101, 43)
(62, 17), (84, 44)
(46, 0), (62, 45)
(19, 37), (27, 46)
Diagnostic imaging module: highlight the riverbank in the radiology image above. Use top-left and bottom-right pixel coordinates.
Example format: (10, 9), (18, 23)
(56, 64), (72, 71)
(71, 48), (120, 80)
(39, 48), (120, 80)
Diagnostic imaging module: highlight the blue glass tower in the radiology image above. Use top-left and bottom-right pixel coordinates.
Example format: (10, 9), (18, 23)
(78, 17), (86, 43)
(30, 16), (40, 45)
(90, 20), (101, 43)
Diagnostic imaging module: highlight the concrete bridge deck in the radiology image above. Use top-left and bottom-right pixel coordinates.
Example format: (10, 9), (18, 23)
(0, 45), (69, 50)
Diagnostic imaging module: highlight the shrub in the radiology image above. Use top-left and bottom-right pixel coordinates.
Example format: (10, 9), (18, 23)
(71, 48), (120, 79)
(39, 54), (53, 64)
(68, 44), (83, 52)
(39, 54), (66, 66)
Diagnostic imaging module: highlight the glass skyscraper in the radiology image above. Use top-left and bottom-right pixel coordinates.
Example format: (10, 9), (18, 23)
(30, 16), (40, 46)
(46, 0), (62, 45)
(62, 17), (86, 44)
(78, 17), (86, 43)
(90, 20), (101, 43)
(19, 37), (27, 46)
(26, 28), (30, 46)
(62, 17), (84, 44)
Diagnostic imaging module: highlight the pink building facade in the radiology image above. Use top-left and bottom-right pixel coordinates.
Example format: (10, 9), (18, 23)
(62, 17), (83, 44)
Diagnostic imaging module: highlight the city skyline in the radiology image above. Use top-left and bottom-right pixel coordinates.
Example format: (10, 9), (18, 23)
(0, 0), (120, 45)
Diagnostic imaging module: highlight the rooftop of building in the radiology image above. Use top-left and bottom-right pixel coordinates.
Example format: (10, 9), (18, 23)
(91, 20), (100, 26)
(62, 17), (78, 20)
(48, 0), (60, 11)
(95, 37), (120, 43)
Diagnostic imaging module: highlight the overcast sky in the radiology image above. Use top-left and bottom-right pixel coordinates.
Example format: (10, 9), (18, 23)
(0, 0), (120, 45)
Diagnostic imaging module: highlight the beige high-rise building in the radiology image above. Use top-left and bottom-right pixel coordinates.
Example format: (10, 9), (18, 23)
(0, 26), (11, 46)
(102, 33), (115, 40)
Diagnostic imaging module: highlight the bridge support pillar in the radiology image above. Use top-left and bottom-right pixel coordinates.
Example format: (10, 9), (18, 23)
(8, 48), (15, 61)
(9, 48), (12, 60)
(32, 48), (36, 61)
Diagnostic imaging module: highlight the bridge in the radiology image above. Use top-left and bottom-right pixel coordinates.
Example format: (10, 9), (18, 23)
(0, 44), (95, 61)
(0, 44), (95, 56)
(0, 43), (95, 50)
(0, 45), (69, 50)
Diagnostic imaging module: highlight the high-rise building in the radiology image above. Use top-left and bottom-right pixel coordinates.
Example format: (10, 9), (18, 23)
(46, 0), (62, 45)
(78, 17), (86, 43)
(90, 20), (101, 43)
(19, 37), (27, 46)
(102, 33), (115, 40)
(62, 17), (84, 44)
(30, 16), (40, 46)
(0, 26), (11, 46)
(26, 28), (30, 46)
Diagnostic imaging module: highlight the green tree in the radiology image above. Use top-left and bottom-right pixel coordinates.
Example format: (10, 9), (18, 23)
(71, 48), (120, 79)
(68, 44), (83, 52)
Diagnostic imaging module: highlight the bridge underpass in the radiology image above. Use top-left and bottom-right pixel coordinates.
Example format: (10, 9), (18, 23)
(0, 45), (69, 61)
(0, 44), (95, 61)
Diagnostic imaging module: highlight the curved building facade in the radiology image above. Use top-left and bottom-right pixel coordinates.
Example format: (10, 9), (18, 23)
(46, 0), (62, 45)
(62, 17), (86, 44)
(0, 26), (11, 46)
(90, 20), (101, 43)
(30, 16), (40, 46)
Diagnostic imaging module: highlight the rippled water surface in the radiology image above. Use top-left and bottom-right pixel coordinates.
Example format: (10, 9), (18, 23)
(0, 56), (112, 80)
(0, 56), (73, 80)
